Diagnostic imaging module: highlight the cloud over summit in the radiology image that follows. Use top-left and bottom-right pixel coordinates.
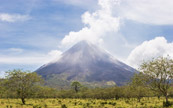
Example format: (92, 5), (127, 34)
(61, 0), (120, 46)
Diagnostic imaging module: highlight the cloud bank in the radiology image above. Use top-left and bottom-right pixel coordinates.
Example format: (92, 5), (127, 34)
(127, 37), (173, 68)
(0, 49), (62, 65)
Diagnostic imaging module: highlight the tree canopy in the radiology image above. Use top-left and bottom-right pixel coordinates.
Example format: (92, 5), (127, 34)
(4, 69), (43, 104)
(71, 81), (81, 93)
(139, 56), (173, 103)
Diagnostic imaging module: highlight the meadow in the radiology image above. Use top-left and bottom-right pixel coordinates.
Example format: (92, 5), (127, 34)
(0, 97), (173, 108)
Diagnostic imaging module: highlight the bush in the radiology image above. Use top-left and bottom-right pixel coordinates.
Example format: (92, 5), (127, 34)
(108, 102), (116, 106)
(163, 101), (172, 107)
(61, 104), (67, 108)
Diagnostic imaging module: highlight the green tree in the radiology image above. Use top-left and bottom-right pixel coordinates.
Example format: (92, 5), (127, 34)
(5, 69), (43, 104)
(33, 86), (58, 98)
(71, 81), (81, 93)
(139, 56), (173, 104)
(130, 73), (151, 102)
(122, 85), (133, 99)
(0, 79), (7, 98)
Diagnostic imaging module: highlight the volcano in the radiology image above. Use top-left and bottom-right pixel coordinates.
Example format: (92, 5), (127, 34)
(36, 41), (135, 87)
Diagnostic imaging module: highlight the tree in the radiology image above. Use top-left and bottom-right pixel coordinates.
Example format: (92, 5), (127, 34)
(0, 79), (7, 98)
(71, 81), (81, 93)
(130, 73), (151, 102)
(5, 69), (43, 104)
(139, 56), (173, 104)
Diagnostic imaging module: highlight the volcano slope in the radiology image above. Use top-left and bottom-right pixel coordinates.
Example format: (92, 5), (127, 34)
(36, 41), (136, 88)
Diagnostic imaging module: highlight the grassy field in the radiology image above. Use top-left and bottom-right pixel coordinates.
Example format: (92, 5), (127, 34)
(0, 97), (172, 108)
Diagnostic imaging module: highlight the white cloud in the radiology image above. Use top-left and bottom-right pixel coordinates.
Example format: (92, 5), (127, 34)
(7, 48), (24, 53)
(60, 0), (173, 51)
(116, 0), (173, 25)
(60, 0), (173, 62)
(0, 13), (31, 22)
(0, 49), (62, 65)
(61, 0), (120, 46)
(127, 37), (173, 68)
(48, 50), (62, 61)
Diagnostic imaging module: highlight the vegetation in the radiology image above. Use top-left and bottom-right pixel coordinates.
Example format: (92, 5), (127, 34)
(139, 56), (173, 105)
(71, 81), (81, 93)
(0, 98), (172, 108)
(0, 56), (172, 107)
(129, 73), (150, 102)
(2, 70), (43, 104)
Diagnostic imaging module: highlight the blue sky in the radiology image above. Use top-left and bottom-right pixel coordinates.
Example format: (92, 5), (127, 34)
(0, 0), (173, 76)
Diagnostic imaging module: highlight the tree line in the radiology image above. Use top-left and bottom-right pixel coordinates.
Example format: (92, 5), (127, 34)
(0, 56), (172, 107)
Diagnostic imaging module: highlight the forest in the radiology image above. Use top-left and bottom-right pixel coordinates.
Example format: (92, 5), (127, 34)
(0, 56), (172, 108)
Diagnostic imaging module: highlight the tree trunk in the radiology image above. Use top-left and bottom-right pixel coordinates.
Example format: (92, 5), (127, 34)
(115, 95), (119, 100)
(75, 86), (78, 93)
(138, 97), (141, 102)
(165, 94), (169, 103)
(158, 95), (160, 100)
(21, 97), (25, 104)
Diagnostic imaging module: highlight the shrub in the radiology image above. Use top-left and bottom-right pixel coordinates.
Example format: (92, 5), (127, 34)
(61, 104), (67, 108)
(109, 102), (116, 106)
(163, 101), (172, 107)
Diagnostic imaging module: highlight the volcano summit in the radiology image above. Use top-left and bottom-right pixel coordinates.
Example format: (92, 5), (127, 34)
(36, 41), (135, 87)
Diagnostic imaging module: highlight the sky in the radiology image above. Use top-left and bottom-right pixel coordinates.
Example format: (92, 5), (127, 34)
(0, 0), (173, 77)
